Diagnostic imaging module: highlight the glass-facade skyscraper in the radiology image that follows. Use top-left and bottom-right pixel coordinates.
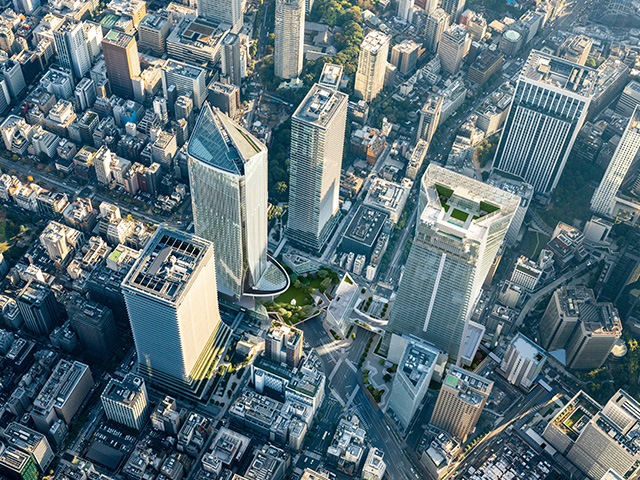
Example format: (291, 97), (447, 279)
(383, 165), (519, 362)
(188, 104), (268, 299)
(287, 84), (348, 252)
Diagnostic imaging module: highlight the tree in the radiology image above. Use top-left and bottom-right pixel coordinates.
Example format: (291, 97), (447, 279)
(586, 57), (597, 68)
(383, 373), (392, 382)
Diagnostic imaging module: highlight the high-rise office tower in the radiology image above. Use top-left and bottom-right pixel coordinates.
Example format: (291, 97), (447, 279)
(122, 226), (230, 399)
(387, 340), (439, 431)
(423, 0), (437, 14)
(425, 9), (449, 53)
(161, 59), (207, 109)
(101, 30), (141, 100)
(440, 0), (465, 21)
(383, 165), (518, 361)
(198, 0), (243, 33)
(539, 286), (622, 370)
(17, 281), (61, 335)
(101, 374), (149, 430)
(390, 40), (420, 75)
(567, 390), (640, 479)
(265, 320), (303, 368)
(53, 20), (91, 79)
(354, 30), (390, 103)
(397, 0), (414, 23)
(287, 84), (349, 252)
(492, 51), (593, 196)
(275, 0), (305, 80)
(187, 104), (268, 298)
(417, 94), (442, 143)
(591, 107), (640, 217)
(499, 333), (547, 390)
(221, 32), (244, 86)
(438, 24), (471, 75)
(430, 366), (493, 441)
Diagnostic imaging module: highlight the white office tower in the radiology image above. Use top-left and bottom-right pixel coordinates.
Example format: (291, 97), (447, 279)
(53, 20), (91, 79)
(198, 0), (243, 33)
(287, 84), (349, 252)
(383, 165), (519, 361)
(591, 106), (640, 217)
(492, 51), (593, 197)
(187, 104), (268, 299)
(354, 30), (390, 103)
(397, 0), (414, 23)
(122, 226), (231, 399)
(275, 0), (305, 80)
(101, 374), (149, 430)
(438, 25), (471, 75)
(387, 339), (439, 431)
(425, 9), (449, 53)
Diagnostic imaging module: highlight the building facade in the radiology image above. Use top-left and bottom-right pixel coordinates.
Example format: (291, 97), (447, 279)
(383, 165), (518, 361)
(188, 105), (268, 298)
(287, 84), (348, 252)
(354, 30), (390, 103)
(274, 0), (304, 80)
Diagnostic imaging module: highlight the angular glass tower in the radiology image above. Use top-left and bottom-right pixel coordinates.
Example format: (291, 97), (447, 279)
(188, 104), (268, 299)
(383, 165), (519, 362)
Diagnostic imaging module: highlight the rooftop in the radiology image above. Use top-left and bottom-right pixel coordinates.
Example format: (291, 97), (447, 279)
(102, 29), (135, 48)
(343, 205), (388, 248)
(521, 50), (598, 97)
(361, 30), (390, 52)
(164, 58), (205, 80)
(293, 83), (348, 128)
(188, 104), (264, 176)
(102, 374), (146, 406)
(444, 365), (493, 404)
(399, 341), (439, 390)
(122, 226), (213, 303)
(555, 286), (622, 335)
(509, 333), (547, 363)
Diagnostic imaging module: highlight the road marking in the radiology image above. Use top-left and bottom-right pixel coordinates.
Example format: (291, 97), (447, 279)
(345, 359), (357, 372)
(331, 389), (346, 407)
(328, 358), (343, 381)
(345, 387), (360, 409)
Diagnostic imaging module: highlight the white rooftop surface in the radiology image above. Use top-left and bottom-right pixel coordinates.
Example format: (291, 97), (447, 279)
(461, 321), (485, 362)
(328, 274), (359, 321)
(511, 333), (546, 362)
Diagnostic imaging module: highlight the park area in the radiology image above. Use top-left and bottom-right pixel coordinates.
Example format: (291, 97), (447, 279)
(264, 267), (340, 324)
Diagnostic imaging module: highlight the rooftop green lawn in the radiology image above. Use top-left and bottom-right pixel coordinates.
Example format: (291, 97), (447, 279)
(450, 208), (469, 222)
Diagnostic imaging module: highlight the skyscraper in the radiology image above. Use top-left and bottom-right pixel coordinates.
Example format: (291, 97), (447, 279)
(397, 0), (414, 23)
(437, 24), (471, 75)
(425, 9), (449, 53)
(430, 366), (493, 441)
(122, 226), (230, 399)
(265, 320), (303, 368)
(567, 390), (640, 479)
(591, 106), (640, 217)
(417, 94), (442, 143)
(492, 51), (593, 196)
(274, 0), (305, 80)
(53, 20), (91, 79)
(287, 84), (348, 252)
(101, 30), (141, 100)
(354, 30), (390, 103)
(187, 104), (268, 298)
(440, 0), (465, 21)
(383, 165), (518, 361)
(198, 0), (243, 33)
(387, 339), (439, 431)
